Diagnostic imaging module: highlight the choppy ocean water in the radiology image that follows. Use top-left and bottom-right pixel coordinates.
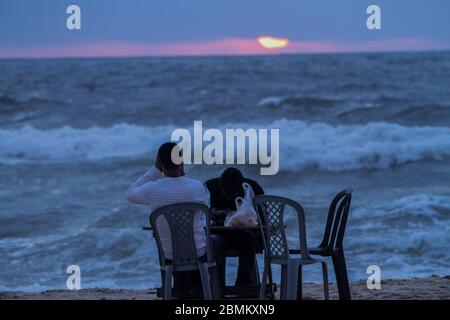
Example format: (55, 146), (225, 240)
(0, 52), (449, 291)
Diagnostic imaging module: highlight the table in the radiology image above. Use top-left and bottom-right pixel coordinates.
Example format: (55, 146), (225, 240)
(210, 225), (261, 232)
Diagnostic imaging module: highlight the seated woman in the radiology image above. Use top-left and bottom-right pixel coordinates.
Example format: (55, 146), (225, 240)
(205, 167), (264, 287)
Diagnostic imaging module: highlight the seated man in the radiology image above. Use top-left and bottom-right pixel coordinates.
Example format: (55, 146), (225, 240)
(127, 142), (223, 296)
(205, 167), (264, 287)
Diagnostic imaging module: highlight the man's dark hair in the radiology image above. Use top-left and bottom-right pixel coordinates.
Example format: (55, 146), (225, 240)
(220, 167), (244, 196)
(158, 142), (182, 170)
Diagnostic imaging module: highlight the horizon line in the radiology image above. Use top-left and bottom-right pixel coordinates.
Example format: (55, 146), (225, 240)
(1, 37), (449, 60)
(1, 48), (450, 61)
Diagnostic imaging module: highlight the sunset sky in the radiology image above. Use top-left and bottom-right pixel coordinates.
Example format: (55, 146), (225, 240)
(1, 0), (450, 58)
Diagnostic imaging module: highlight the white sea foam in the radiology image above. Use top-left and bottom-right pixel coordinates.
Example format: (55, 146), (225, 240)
(275, 119), (450, 172)
(0, 120), (450, 172)
(257, 96), (285, 107)
(0, 124), (176, 163)
(352, 194), (450, 220)
(347, 194), (450, 270)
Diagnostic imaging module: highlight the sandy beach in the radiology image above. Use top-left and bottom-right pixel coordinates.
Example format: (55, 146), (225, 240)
(1, 276), (448, 300)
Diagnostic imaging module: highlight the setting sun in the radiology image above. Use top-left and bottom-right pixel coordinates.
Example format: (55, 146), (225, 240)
(258, 36), (289, 49)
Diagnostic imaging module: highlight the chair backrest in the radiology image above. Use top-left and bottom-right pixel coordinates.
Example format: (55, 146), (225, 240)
(149, 203), (212, 268)
(318, 189), (353, 251)
(254, 195), (311, 261)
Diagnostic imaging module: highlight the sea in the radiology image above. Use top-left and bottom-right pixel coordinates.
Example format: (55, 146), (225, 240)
(0, 51), (449, 291)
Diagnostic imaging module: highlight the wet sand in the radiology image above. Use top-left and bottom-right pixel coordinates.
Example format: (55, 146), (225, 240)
(1, 275), (448, 300)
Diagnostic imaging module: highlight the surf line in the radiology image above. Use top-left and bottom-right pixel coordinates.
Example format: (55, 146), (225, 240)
(170, 120), (279, 175)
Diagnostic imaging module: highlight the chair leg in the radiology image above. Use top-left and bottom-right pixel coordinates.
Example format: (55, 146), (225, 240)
(163, 266), (173, 300)
(286, 261), (299, 300)
(198, 264), (212, 300)
(160, 270), (165, 298)
(296, 265), (303, 300)
(209, 266), (223, 300)
(259, 260), (269, 300)
(338, 250), (351, 300)
(280, 265), (288, 300)
(321, 262), (329, 300)
(332, 250), (351, 300)
(253, 257), (261, 285)
(331, 254), (343, 299)
(267, 260), (275, 299)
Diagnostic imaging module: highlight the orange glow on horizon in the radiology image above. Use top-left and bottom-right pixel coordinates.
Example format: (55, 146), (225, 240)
(258, 36), (289, 49)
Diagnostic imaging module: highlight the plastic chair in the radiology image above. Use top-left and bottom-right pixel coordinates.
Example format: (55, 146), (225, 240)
(292, 189), (353, 300)
(149, 203), (221, 300)
(254, 195), (329, 300)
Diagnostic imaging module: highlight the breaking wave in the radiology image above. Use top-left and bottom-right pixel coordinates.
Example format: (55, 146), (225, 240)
(1, 120), (450, 172)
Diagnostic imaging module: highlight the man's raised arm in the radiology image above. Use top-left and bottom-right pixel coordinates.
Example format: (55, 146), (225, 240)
(126, 167), (162, 204)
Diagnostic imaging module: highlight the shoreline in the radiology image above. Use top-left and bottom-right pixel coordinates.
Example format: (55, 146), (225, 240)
(1, 276), (449, 300)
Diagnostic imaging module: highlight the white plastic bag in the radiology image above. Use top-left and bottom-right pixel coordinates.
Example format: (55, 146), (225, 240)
(225, 183), (259, 227)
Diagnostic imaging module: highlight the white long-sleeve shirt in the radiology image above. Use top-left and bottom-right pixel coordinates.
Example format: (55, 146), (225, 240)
(126, 167), (209, 259)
